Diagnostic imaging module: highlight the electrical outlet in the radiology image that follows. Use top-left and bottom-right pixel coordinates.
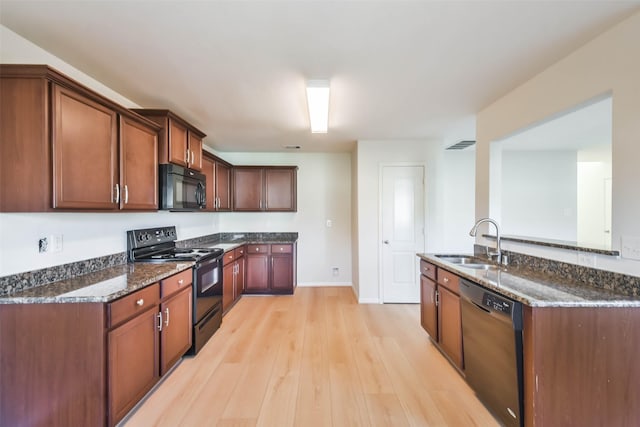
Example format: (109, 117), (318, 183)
(577, 252), (596, 267)
(38, 237), (48, 253)
(332, 267), (339, 276)
(621, 236), (640, 261)
(326, 219), (332, 228)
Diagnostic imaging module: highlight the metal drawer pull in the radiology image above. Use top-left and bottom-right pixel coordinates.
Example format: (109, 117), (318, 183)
(136, 299), (144, 306)
(178, 279), (184, 285)
(124, 185), (129, 204)
(164, 308), (170, 327)
(443, 277), (449, 283)
(114, 184), (120, 203)
(157, 312), (163, 331)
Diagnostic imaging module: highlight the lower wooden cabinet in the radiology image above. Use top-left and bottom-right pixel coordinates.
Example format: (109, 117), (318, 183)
(245, 243), (296, 294)
(0, 270), (193, 427)
(222, 246), (245, 312)
(419, 260), (463, 370)
(108, 304), (160, 424)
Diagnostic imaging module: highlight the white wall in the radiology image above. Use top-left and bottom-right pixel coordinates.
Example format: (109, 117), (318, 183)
(215, 152), (352, 286)
(355, 140), (475, 303)
(0, 26), (222, 276)
(501, 150), (577, 241)
(476, 11), (640, 276)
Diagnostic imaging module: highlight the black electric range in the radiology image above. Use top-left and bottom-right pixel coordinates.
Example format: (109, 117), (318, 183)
(127, 226), (224, 354)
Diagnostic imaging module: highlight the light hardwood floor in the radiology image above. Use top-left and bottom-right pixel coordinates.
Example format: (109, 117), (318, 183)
(123, 287), (498, 426)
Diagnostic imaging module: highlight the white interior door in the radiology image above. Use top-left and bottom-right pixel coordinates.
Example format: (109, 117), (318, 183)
(381, 166), (425, 303)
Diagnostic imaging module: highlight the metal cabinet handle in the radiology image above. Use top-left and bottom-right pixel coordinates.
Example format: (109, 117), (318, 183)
(191, 151), (195, 164)
(185, 149), (189, 163)
(124, 185), (129, 204)
(443, 277), (449, 283)
(114, 184), (120, 203)
(435, 290), (439, 307)
(178, 279), (184, 285)
(280, 247), (284, 251)
(136, 298), (144, 306)
(255, 247), (259, 252)
(157, 312), (163, 331)
(164, 308), (170, 327)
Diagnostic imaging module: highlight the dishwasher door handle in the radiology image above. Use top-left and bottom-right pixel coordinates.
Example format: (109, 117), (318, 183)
(471, 300), (491, 313)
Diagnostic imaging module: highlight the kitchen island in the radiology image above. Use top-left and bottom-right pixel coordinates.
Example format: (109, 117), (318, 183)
(418, 252), (640, 426)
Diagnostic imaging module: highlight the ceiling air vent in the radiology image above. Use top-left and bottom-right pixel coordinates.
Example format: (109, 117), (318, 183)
(446, 140), (476, 150)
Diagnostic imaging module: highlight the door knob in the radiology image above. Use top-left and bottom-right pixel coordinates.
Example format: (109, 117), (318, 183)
(383, 240), (389, 244)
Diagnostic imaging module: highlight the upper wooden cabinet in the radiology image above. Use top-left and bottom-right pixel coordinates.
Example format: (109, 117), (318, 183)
(132, 109), (205, 171)
(0, 64), (160, 212)
(202, 152), (233, 212)
(233, 166), (297, 212)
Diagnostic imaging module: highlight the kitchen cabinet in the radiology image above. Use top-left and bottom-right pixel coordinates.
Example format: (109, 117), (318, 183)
(245, 243), (297, 294)
(108, 289), (160, 425)
(523, 306), (640, 426)
(420, 275), (438, 339)
(202, 152), (233, 212)
(222, 246), (245, 312)
(419, 260), (463, 370)
(233, 166), (297, 212)
(0, 270), (193, 427)
(132, 109), (205, 171)
(0, 64), (160, 212)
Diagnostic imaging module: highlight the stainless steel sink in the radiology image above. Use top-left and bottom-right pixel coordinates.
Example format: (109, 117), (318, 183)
(434, 254), (498, 270)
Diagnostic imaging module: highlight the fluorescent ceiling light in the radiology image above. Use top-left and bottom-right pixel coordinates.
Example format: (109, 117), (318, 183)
(306, 80), (330, 133)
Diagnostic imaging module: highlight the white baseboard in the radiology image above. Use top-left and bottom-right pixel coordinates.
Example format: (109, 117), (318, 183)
(358, 297), (381, 304)
(297, 282), (353, 287)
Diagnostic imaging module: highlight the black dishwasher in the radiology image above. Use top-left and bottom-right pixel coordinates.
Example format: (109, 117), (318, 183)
(460, 279), (524, 427)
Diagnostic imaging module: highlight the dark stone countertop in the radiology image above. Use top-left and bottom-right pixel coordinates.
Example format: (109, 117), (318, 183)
(418, 253), (640, 308)
(0, 262), (194, 304)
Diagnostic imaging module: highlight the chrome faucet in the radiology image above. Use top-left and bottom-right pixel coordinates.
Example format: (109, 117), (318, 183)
(469, 218), (506, 265)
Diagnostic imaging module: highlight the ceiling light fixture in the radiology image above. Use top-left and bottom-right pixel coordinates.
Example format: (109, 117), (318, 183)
(306, 79), (330, 133)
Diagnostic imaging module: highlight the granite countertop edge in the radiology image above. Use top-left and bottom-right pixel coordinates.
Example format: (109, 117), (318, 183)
(417, 253), (640, 308)
(0, 262), (194, 305)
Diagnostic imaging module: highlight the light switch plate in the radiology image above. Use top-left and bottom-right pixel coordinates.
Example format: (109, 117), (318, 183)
(621, 236), (640, 260)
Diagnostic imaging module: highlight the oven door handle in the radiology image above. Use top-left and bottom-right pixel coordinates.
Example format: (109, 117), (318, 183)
(196, 255), (221, 269)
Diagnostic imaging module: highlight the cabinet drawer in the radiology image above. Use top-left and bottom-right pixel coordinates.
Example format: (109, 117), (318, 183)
(437, 269), (460, 294)
(420, 260), (436, 281)
(234, 246), (245, 258)
(271, 244), (292, 254)
(160, 269), (192, 298)
(247, 244), (269, 254)
(108, 283), (159, 328)
(223, 250), (236, 265)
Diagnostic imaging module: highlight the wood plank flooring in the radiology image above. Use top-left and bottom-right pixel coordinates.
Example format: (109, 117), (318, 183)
(123, 287), (498, 426)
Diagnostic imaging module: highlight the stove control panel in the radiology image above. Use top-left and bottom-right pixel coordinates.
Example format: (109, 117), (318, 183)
(127, 226), (177, 250)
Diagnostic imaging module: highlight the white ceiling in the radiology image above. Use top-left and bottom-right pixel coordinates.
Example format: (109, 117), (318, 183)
(1, 1), (638, 153)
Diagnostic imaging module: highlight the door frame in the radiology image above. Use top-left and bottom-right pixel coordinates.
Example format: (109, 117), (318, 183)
(378, 162), (428, 304)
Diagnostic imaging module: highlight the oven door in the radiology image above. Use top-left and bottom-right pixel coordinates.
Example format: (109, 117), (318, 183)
(193, 255), (223, 322)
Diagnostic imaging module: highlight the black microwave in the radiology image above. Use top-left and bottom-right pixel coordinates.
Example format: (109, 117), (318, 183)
(159, 164), (206, 211)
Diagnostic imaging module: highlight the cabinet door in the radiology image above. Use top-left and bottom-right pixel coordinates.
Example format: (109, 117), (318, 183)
(265, 168), (296, 211)
(236, 256), (245, 299)
(223, 262), (235, 311)
(233, 167), (263, 211)
(160, 287), (192, 375)
(438, 286), (463, 369)
(188, 132), (203, 171)
(168, 118), (188, 167)
(108, 307), (159, 425)
(202, 155), (216, 211)
(420, 275), (438, 340)
(120, 115), (158, 210)
(215, 161), (232, 211)
(271, 254), (293, 293)
(245, 254), (270, 292)
(52, 84), (118, 209)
